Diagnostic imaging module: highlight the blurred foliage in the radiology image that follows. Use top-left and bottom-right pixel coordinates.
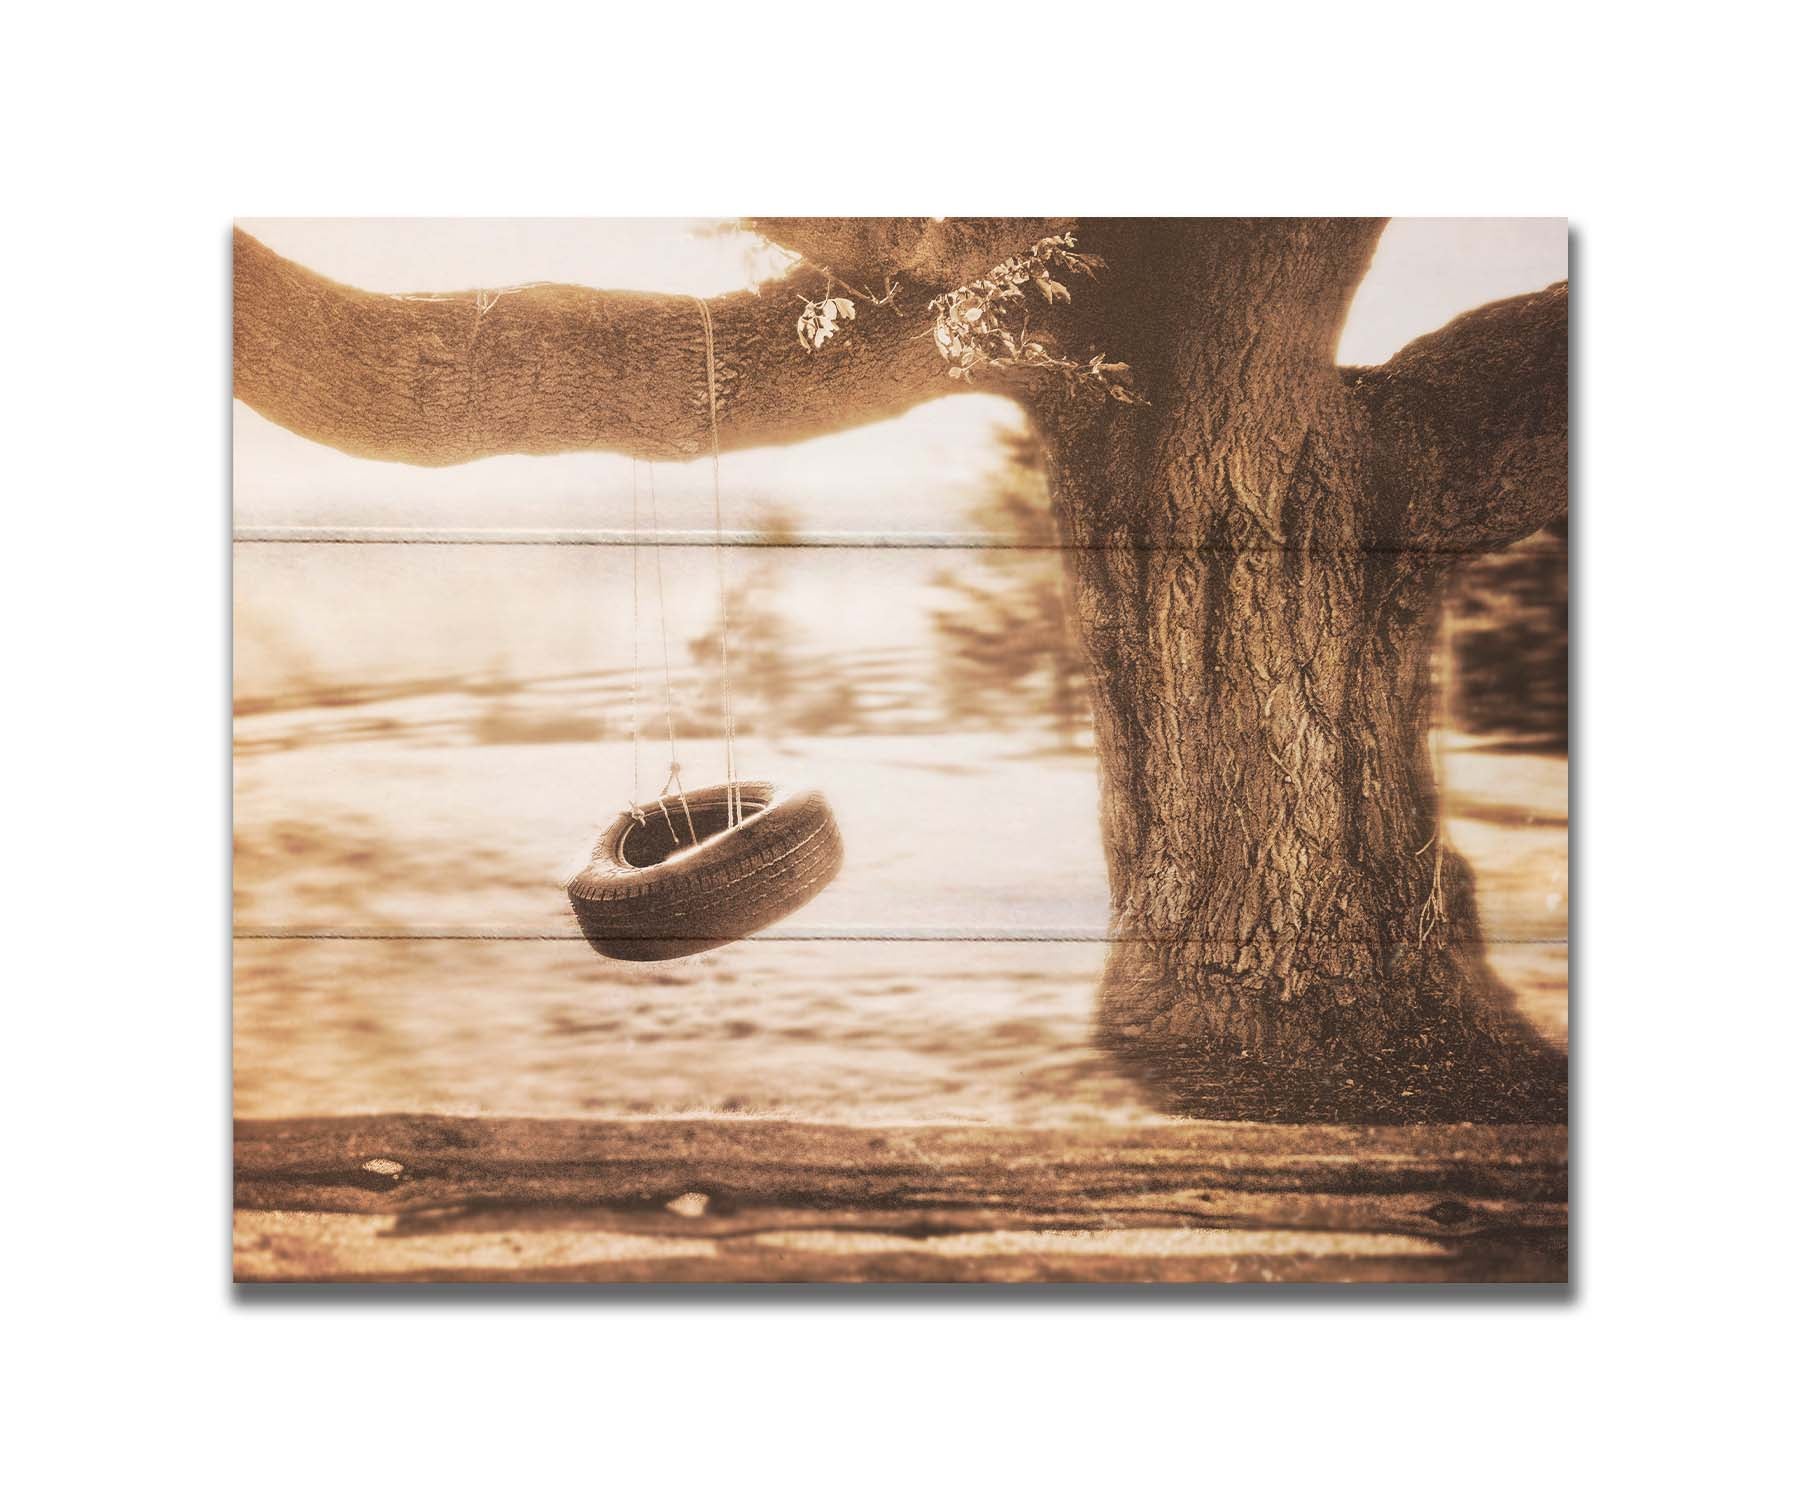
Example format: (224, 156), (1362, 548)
(241, 454), (1565, 757)
(926, 434), (1565, 754)
(1448, 517), (1568, 750)
(689, 502), (871, 740)
(931, 430), (1090, 749)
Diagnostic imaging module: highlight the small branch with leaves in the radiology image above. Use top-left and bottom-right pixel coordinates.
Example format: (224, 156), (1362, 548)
(790, 234), (1144, 406)
(927, 234), (1146, 404)
(796, 293), (857, 351)
(796, 270), (904, 351)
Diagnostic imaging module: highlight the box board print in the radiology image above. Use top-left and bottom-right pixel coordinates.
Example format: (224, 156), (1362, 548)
(233, 218), (1568, 1284)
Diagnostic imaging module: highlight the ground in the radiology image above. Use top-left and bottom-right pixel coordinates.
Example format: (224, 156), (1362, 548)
(233, 713), (1565, 1282)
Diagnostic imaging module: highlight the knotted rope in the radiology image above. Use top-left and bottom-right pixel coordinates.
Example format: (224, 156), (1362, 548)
(631, 459), (697, 846)
(693, 295), (741, 827)
(616, 296), (738, 851)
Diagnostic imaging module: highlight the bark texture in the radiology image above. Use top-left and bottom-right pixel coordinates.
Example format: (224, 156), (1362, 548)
(232, 218), (1568, 1123)
(233, 226), (945, 465)
(1031, 221), (1565, 1120)
(1352, 282), (1570, 554)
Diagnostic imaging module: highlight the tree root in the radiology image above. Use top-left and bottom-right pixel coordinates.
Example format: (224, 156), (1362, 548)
(1097, 1014), (1566, 1125)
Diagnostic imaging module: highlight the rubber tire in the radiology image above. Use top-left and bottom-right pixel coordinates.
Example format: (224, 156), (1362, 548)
(566, 781), (844, 961)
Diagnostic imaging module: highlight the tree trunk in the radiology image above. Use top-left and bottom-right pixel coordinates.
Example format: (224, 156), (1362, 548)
(1034, 221), (1564, 1122)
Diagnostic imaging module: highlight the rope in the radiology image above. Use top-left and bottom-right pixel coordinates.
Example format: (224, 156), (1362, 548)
(610, 302), (736, 850)
(1418, 604), (1454, 944)
(645, 462), (698, 846)
(627, 460), (643, 811)
(693, 295), (740, 827)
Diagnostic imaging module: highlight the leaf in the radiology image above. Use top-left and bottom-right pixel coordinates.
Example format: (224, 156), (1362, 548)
(834, 298), (856, 320)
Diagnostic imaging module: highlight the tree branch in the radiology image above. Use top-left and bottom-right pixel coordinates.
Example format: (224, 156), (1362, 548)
(233, 226), (956, 467)
(1351, 281), (1568, 554)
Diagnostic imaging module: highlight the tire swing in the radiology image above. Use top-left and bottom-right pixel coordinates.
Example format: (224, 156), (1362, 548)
(567, 298), (844, 961)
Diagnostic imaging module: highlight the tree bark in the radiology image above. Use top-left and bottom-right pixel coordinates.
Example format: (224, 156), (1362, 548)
(1031, 220), (1565, 1121)
(232, 219), (1088, 466)
(232, 226), (947, 465)
(231, 219), (1568, 1122)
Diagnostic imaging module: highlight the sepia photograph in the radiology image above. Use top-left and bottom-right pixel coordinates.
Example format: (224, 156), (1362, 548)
(233, 217), (1569, 1283)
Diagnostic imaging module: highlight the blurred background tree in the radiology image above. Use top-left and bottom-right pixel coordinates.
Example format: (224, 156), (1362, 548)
(931, 429), (1090, 751)
(689, 501), (869, 740)
(928, 430), (1566, 755)
(1447, 517), (1568, 751)
(242, 469), (1565, 757)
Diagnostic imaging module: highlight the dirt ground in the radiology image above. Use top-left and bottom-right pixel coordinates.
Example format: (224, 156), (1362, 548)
(234, 725), (1566, 1126)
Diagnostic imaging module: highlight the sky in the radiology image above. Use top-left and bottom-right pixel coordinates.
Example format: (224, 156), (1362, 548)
(234, 219), (1567, 693)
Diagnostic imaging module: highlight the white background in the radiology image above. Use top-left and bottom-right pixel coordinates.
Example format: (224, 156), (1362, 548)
(5, 3), (1794, 1495)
